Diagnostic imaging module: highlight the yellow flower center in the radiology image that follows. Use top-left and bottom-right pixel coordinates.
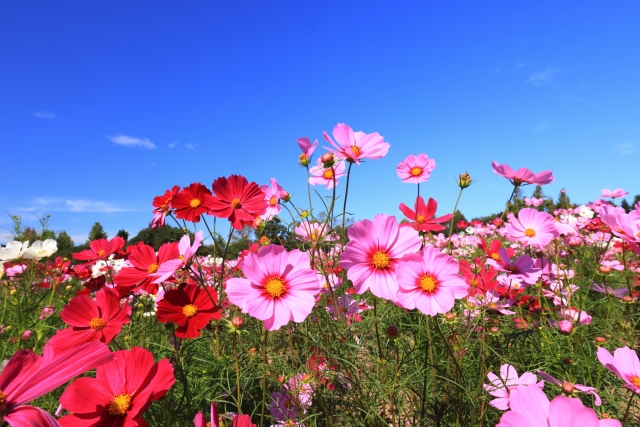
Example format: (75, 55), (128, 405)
(147, 263), (159, 274)
(416, 214), (425, 223)
(410, 167), (423, 177)
(419, 274), (437, 293)
(231, 198), (242, 209)
(323, 169), (334, 179)
(0, 389), (6, 405)
(470, 278), (478, 286)
(89, 317), (106, 331)
(265, 277), (286, 298)
(371, 251), (390, 269)
(182, 304), (198, 318)
(490, 252), (500, 260)
(631, 377), (640, 387)
(525, 228), (536, 237)
(350, 145), (361, 156)
(190, 198), (201, 208)
(269, 196), (277, 206)
(98, 249), (106, 257)
(108, 393), (132, 416)
(310, 231), (318, 241)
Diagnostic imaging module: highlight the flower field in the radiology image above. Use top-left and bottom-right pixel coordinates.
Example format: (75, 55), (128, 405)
(1, 123), (639, 426)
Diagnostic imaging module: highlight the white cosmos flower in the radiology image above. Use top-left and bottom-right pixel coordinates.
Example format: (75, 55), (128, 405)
(578, 205), (594, 219)
(0, 241), (30, 261)
(22, 239), (58, 259)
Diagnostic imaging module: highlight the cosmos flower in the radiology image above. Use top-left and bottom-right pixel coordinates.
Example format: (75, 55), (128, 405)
(504, 208), (559, 248)
(0, 241), (29, 261)
(398, 196), (452, 233)
(308, 158), (347, 189)
(171, 182), (213, 223)
(492, 161), (554, 186)
(114, 242), (179, 295)
(484, 364), (543, 410)
(597, 346), (640, 394)
(339, 214), (421, 300)
(297, 136), (318, 167)
(260, 178), (286, 220)
(396, 153), (436, 184)
(206, 175), (268, 230)
(72, 236), (125, 262)
(156, 283), (221, 339)
(600, 188), (628, 199)
(535, 370), (601, 406)
(323, 123), (390, 165)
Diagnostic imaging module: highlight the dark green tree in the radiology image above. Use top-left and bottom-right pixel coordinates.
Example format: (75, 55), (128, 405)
(55, 230), (75, 259)
(127, 226), (190, 251)
(87, 222), (108, 242)
(444, 210), (467, 234)
(116, 229), (129, 242)
(554, 189), (575, 211)
(620, 199), (632, 213)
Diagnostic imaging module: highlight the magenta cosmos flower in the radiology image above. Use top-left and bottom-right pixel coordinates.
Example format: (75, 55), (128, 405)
(323, 123), (389, 165)
(600, 188), (629, 199)
(396, 153), (436, 184)
(597, 346), (640, 394)
(497, 385), (621, 427)
(492, 161), (554, 186)
(260, 178), (287, 220)
(504, 208), (559, 248)
(484, 364), (543, 410)
(226, 245), (320, 331)
(395, 246), (468, 315)
(297, 137), (318, 166)
(308, 158), (346, 189)
(339, 214), (421, 300)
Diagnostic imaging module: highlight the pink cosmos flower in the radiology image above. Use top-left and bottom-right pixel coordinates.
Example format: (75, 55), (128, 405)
(484, 364), (543, 410)
(497, 385), (621, 427)
(308, 158), (347, 189)
(0, 342), (112, 426)
(294, 221), (336, 243)
(504, 208), (559, 248)
(396, 154), (436, 184)
(395, 246), (468, 315)
(492, 161), (554, 186)
(524, 197), (545, 207)
(226, 245), (320, 331)
(600, 188), (629, 199)
(597, 346), (640, 394)
(323, 123), (390, 165)
(297, 137), (318, 166)
(488, 249), (542, 287)
(153, 231), (203, 284)
(559, 308), (593, 326)
(535, 370), (602, 406)
(339, 214), (422, 300)
(260, 178), (286, 221)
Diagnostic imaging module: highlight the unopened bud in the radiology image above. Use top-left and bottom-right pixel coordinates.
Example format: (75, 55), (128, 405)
(320, 153), (335, 167)
(258, 236), (270, 246)
(598, 266), (612, 274)
(444, 312), (456, 322)
(561, 382), (574, 395)
(622, 296), (634, 303)
(490, 326), (500, 334)
(300, 210), (310, 219)
(457, 172), (472, 189)
(601, 413), (610, 419)
(386, 325), (399, 338)
(595, 336), (606, 344)
(298, 153), (310, 167)
(281, 191), (291, 202)
(558, 320), (574, 335)
(248, 347), (257, 359)
(231, 316), (245, 329)
(563, 357), (573, 364)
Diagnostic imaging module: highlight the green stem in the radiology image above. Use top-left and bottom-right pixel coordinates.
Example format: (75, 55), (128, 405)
(500, 186), (519, 220)
(447, 188), (464, 253)
(233, 333), (242, 414)
(260, 328), (269, 427)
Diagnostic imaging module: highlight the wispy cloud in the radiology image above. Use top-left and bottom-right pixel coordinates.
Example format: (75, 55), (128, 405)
(34, 110), (56, 119)
(616, 142), (636, 155)
(186, 143), (196, 150)
(168, 141), (178, 148)
(65, 200), (133, 213)
(526, 67), (559, 87)
(109, 134), (157, 149)
(534, 120), (552, 133)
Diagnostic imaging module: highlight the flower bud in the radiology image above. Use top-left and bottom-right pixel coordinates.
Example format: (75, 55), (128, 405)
(457, 172), (472, 189)
(599, 266), (612, 274)
(622, 296), (634, 303)
(281, 191), (291, 202)
(320, 153), (335, 168)
(561, 382), (575, 395)
(298, 153), (310, 167)
(248, 347), (257, 359)
(21, 330), (32, 341)
(595, 336), (606, 344)
(386, 325), (399, 338)
(558, 320), (574, 335)
(258, 236), (270, 246)
(444, 312), (456, 322)
(492, 218), (503, 227)
(300, 210), (310, 219)
(490, 326), (500, 334)
(231, 316), (245, 329)
(563, 357), (573, 364)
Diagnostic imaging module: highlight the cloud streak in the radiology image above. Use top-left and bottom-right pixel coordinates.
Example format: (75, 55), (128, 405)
(616, 142), (636, 155)
(65, 200), (133, 213)
(109, 134), (157, 149)
(526, 67), (559, 87)
(34, 110), (55, 119)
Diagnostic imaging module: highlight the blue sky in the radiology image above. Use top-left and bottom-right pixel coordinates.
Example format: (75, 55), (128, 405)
(1, 1), (639, 244)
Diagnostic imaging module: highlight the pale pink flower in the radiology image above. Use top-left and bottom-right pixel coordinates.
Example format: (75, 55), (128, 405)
(524, 197), (545, 207)
(395, 246), (468, 315)
(559, 308), (592, 325)
(535, 370), (602, 406)
(497, 385), (621, 427)
(396, 153), (436, 184)
(323, 123), (390, 165)
(488, 249), (542, 286)
(226, 245), (320, 331)
(483, 364), (543, 410)
(600, 188), (628, 199)
(597, 346), (640, 394)
(297, 136), (318, 163)
(294, 221), (336, 242)
(492, 161), (554, 186)
(260, 178), (286, 220)
(153, 231), (203, 284)
(308, 158), (346, 189)
(339, 214), (421, 300)
(505, 208), (559, 248)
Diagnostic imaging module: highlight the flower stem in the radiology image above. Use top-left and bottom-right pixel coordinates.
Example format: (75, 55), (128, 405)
(447, 188), (464, 253)
(260, 328), (269, 427)
(622, 391), (635, 424)
(500, 186), (518, 220)
(341, 162), (354, 241)
(233, 333), (242, 414)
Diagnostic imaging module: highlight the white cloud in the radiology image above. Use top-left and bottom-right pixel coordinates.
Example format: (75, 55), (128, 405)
(526, 67), (559, 87)
(34, 110), (55, 119)
(69, 234), (88, 245)
(34, 197), (62, 206)
(534, 120), (552, 133)
(65, 200), (132, 213)
(186, 143), (196, 150)
(109, 134), (156, 149)
(168, 141), (178, 148)
(616, 142), (636, 155)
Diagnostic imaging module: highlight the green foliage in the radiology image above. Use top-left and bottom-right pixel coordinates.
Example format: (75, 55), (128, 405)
(127, 225), (190, 251)
(116, 229), (130, 242)
(87, 222), (108, 242)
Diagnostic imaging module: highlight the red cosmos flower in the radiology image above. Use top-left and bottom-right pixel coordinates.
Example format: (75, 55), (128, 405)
(0, 342), (112, 426)
(156, 283), (221, 339)
(205, 175), (268, 230)
(459, 258), (499, 296)
(152, 185), (180, 212)
(478, 238), (515, 264)
(398, 196), (452, 233)
(47, 288), (131, 354)
(114, 242), (179, 296)
(171, 182), (213, 223)
(59, 347), (175, 427)
(73, 236), (126, 263)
